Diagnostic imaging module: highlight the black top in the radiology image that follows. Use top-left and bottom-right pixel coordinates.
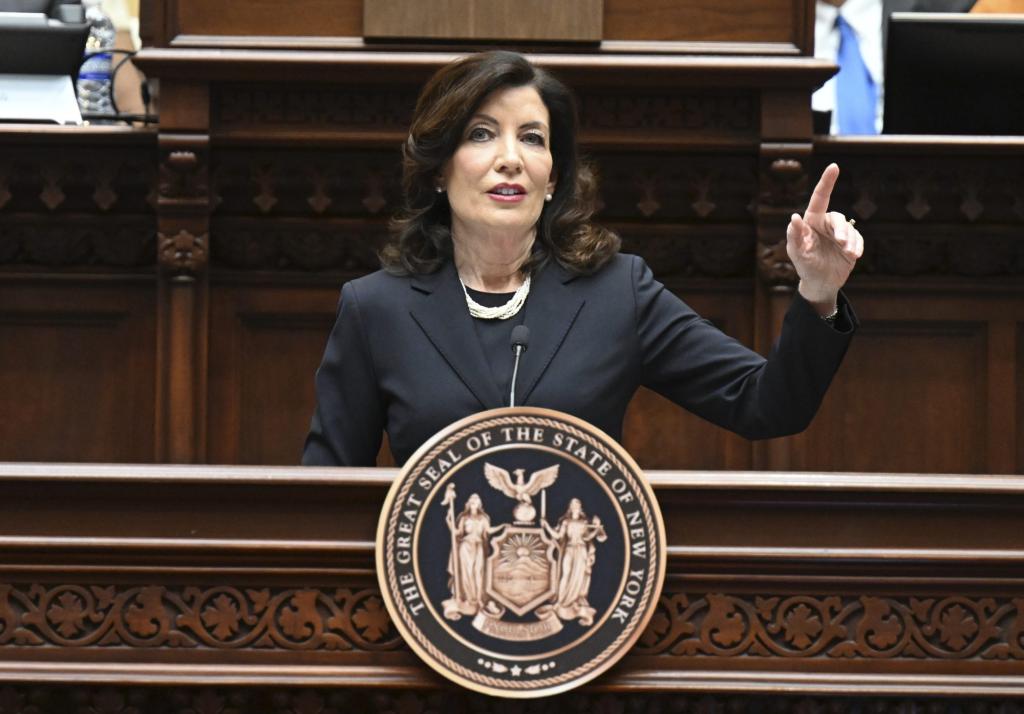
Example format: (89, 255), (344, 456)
(303, 255), (858, 466)
(465, 287), (525, 404)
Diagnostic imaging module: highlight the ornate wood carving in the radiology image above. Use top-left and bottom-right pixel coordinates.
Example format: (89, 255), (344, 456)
(210, 219), (384, 272)
(856, 229), (1024, 278)
(756, 146), (811, 286)
(596, 155), (756, 223)
(0, 218), (155, 268)
(214, 85), (419, 133)
(212, 85), (758, 143)
(2, 582), (1022, 664)
(0, 584), (398, 652)
(0, 146), (153, 218)
(159, 150), (209, 207)
(5, 138), (1018, 280)
(154, 132), (212, 462)
(577, 91), (757, 135)
(214, 150), (760, 222)
(617, 227), (753, 279)
(812, 146), (1024, 226)
(157, 136), (212, 276)
(639, 593), (1024, 661)
(158, 230), (209, 274)
(92, 164), (120, 212)
(38, 166), (66, 212)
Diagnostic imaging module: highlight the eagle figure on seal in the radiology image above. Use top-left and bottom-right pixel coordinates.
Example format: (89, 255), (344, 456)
(484, 463), (559, 524)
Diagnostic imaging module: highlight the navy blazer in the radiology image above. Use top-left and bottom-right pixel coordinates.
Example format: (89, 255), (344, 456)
(302, 254), (856, 466)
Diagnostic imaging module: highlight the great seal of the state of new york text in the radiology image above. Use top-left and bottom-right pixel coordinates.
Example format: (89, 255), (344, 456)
(376, 407), (666, 698)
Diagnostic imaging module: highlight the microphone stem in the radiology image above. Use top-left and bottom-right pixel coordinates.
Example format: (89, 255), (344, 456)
(510, 345), (523, 407)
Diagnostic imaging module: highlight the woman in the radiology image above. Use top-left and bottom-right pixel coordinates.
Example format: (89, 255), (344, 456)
(302, 51), (862, 467)
(543, 498), (607, 626)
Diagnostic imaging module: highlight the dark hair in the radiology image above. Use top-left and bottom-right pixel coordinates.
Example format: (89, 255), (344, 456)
(381, 51), (619, 276)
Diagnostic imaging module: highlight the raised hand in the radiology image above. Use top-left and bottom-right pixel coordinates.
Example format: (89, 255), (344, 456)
(786, 163), (864, 314)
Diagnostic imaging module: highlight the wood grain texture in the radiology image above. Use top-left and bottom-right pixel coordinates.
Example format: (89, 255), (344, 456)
(149, 0), (809, 53)
(789, 311), (989, 474)
(604, 0), (796, 44)
(0, 279), (156, 463)
(173, 0), (362, 38)
(365, 0), (602, 41)
(206, 283), (339, 465)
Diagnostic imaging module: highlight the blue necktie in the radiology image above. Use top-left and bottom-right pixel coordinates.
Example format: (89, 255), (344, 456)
(835, 15), (878, 135)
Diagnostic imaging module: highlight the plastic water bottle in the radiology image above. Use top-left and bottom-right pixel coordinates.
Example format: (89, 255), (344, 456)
(76, 0), (117, 122)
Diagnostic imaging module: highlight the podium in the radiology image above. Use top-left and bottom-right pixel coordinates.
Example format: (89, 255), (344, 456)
(1, 0), (1024, 706)
(1, 463), (1023, 707)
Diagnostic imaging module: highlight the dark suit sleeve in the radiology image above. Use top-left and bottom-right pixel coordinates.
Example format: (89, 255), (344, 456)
(302, 280), (385, 466)
(633, 256), (856, 439)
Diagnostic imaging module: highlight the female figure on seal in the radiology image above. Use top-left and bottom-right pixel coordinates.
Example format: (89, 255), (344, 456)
(544, 498), (607, 626)
(444, 493), (492, 618)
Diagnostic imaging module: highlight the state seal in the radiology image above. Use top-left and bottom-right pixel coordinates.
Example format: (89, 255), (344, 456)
(376, 407), (666, 698)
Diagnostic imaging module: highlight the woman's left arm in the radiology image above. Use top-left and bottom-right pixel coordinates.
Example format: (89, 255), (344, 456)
(635, 164), (863, 439)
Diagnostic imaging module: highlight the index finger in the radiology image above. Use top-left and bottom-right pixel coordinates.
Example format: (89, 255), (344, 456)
(806, 163), (840, 215)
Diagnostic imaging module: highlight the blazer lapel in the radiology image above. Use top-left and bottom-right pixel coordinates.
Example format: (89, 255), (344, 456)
(515, 261), (585, 405)
(409, 262), (505, 410)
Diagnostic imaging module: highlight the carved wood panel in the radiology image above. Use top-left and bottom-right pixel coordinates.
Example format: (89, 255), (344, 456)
(206, 283), (339, 465)
(604, 0), (799, 45)
(1, 581), (1022, 667)
(364, 0), (604, 42)
(172, 0), (362, 40)
(781, 283), (1024, 475)
(0, 280), (157, 463)
(786, 309), (989, 474)
(211, 86), (760, 147)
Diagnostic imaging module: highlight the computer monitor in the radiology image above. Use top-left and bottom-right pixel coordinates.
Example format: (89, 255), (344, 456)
(883, 12), (1024, 135)
(0, 1), (89, 76)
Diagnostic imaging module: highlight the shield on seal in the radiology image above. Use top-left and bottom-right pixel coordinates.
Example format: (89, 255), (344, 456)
(485, 525), (558, 616)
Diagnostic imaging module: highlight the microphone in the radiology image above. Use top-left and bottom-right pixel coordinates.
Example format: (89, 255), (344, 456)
(509, 325), (530, 408)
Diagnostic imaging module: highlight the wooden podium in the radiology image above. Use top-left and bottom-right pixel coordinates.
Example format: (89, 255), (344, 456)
(1, 0), (1023, 707)
(1, 463), (1023, 708)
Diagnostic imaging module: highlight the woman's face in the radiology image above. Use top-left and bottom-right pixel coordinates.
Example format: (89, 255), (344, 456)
(467, 494), (482, 513)
(441, 84), (555, 244)
(569, 498), (582, 517)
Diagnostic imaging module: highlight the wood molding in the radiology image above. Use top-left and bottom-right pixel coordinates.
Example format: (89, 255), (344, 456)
(133, 49), (836, 89)
(0, 465), (1024, 693)
(363, 0), (603, 42)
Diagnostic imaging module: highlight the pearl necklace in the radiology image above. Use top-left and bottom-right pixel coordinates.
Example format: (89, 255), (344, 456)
(459, 275), (531, 320)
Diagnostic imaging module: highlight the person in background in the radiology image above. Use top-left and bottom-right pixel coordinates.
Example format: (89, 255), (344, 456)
(813, 0), (976, 135)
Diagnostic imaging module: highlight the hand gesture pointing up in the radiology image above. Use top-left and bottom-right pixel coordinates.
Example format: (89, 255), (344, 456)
(786, 163), (864, 315)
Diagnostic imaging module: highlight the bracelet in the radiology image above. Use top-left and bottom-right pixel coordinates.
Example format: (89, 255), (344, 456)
(821, 305), (840, 324)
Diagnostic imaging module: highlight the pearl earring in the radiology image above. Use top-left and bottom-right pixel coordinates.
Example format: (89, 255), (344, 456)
(435, 186), (444, 194)
(545, 193), (553, 202)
